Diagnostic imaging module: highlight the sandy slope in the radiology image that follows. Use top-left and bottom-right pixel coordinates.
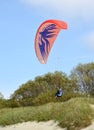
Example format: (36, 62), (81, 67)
(0, 120), (66, 130)
(0, 120), (94, 130)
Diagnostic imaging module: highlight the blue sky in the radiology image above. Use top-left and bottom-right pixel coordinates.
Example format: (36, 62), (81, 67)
(0, 0), (94, 98)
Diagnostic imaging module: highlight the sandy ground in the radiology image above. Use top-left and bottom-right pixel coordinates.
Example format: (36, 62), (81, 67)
(0, 120), (66, 130)
(0, 121), (94, 130)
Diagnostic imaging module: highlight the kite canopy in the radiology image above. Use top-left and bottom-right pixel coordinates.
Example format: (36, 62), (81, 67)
(34, 19), (67, 64)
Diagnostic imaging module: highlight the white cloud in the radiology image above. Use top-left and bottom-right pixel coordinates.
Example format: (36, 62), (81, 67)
(20, 0), (94, 20)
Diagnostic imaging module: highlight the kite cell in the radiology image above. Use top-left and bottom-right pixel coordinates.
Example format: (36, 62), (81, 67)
(34, 19), (67, 64)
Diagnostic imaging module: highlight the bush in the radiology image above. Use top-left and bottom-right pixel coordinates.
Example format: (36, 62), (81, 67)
(61, 92), (84, 102)
(32, 90), (56, 106)
(19, 98), (33, 106)
(6, 99), (21, 108)
(32, 90), (86, 106)
(0, 99), (6, 108)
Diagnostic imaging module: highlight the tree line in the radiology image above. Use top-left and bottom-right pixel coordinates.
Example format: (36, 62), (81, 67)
(0, 62), (94, 108)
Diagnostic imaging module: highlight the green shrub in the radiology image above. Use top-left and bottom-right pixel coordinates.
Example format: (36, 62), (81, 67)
(61, 92), (84, 102)
(58, 98), (93, 130)
(6, 99), (21, 108)
(19, 98), (33, 106)
(32, 91), (85, 106)
(0, 99), (6, 108)
(32, 90), (56, 106)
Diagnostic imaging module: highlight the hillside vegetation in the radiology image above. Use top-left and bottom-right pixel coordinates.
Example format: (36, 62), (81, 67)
(0, 97), (94, 130)
(0, 62), (94, 130)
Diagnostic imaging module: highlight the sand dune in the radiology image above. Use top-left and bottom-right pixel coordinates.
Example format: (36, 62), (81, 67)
(0, 120), (66, 130)
(0, 120), (94, 130)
